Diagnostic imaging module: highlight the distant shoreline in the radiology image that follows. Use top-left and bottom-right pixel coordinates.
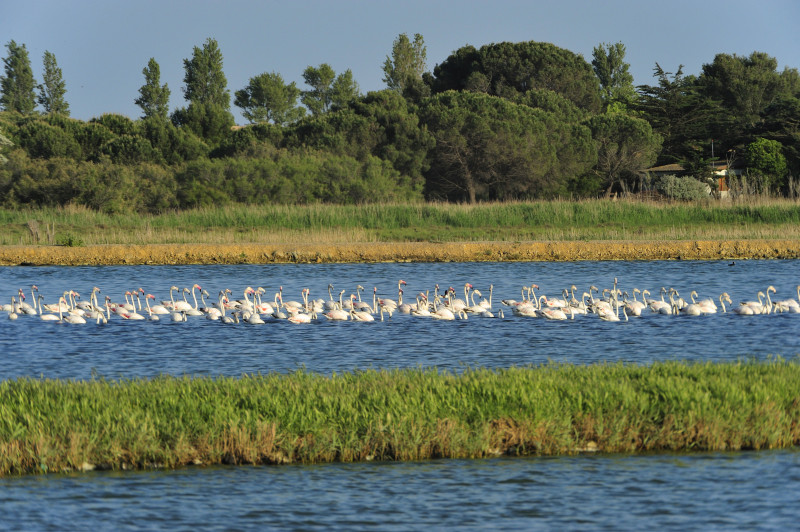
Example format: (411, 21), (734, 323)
(2, 240), (799, 266)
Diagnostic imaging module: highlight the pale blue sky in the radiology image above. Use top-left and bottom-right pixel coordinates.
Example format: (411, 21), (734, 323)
(2, 0), (798, 123)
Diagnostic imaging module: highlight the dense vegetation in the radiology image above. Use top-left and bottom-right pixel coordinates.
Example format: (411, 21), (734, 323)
(1, 360), (798, 476)
(1, 36), (799, 213)
(4, 199), (800, 246)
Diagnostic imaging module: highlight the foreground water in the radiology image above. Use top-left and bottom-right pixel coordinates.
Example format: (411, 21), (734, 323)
(1, 260), (799, 529)
(3, 451), (799, 531)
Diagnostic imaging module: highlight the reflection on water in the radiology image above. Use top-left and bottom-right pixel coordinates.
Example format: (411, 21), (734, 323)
(1, 260), (799, 529)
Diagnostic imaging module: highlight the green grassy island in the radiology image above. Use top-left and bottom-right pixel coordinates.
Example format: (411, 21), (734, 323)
(1, 360), (798, 476)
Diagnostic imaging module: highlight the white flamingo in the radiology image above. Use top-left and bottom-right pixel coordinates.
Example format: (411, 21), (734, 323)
(58, 297), (86, 324)
(774, 285), (800, 313)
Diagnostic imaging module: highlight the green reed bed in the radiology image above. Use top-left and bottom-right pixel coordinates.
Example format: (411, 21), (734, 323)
(1, 360), (799, 476)
(2, 199), (800, 245)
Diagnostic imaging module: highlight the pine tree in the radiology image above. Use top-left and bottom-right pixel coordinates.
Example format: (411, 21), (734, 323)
(182, 37), (230, 108)
(382, 33), (427, 94)
(38, 50), (69, 116)
(135, 58), (170, 120)
(1, 40), (37, 114)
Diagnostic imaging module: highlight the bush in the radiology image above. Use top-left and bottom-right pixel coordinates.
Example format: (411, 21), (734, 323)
(653, 174), (709, 200)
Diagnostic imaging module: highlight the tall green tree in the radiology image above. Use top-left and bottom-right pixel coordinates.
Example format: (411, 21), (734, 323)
(586, 112), (662, 196)
(173, 38), (234, 146)
(329, 69), (360, 110)
(382, 33), (427, 96)
(756, 96), (800, 177)
(301, 64), (360, 115)
(1, 40), (37, 114)
(135, 58), (170, 120)
(234, 71), (305, 125)
(745, 137), (788, 192)
(37, 51), (69, 116)
(592, 42), (635, 112)
(634, 64), (720, 167)
(181, 37), (230, 108)
(429, 41), (603, 113)
(419, 91), (595, 202)
(699, 52), (798, 130)
(301, 63), (335, 115)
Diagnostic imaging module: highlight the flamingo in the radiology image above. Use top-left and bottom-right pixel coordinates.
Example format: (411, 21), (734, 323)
(35, 295), (59, 321)
(446, 283), (472, 312)
(17, 288), (36, 315)
(288, 311), (314, 324)
(377, 280), (406, 312)
(678, 291), (709, 316)
(538, 296), (574, 320)
(323, 291), (349, 320)
(719, 293), (733, 313)
(323, 284), (338, 311)
(774, 285), (800, 313)
(648, 287), (674, 315)
(410, 293), (432, 317)
(183, 285), (204, 316)
(58, 297), (86, 324)
(349, 294), (376, 321)
(430, 291), (457, 320)
(738, 290), (768, 314)
(465, 288), (486, 313)
(245, 309), (265, 324)
(169, 286), (193, 312)
(623, 288), (647, 317)
(598, 304), (627, 322)
(502, 284), (532, 307)
(7, 296), (18, 320)
(280, 287), (306, 313)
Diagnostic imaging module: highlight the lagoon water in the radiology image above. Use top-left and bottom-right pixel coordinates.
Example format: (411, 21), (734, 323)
(2, 260), (800, 529)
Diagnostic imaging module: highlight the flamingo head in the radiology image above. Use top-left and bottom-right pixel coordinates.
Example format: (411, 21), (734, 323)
(400, 280), (407, 285)
(147, 294), (155, 300)
(532, 284), (539, 290)
(193, 284), (202, 290)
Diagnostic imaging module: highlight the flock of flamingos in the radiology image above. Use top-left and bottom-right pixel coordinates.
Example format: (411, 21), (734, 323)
(4, 279), (800, 325)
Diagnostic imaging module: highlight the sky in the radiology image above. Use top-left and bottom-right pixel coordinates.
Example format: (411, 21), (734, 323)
(2, 0), (799, 124)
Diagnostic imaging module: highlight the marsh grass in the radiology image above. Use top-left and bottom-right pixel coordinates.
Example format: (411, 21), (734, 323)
(2, 198), (800, 245)
(1, 360), (799, 476)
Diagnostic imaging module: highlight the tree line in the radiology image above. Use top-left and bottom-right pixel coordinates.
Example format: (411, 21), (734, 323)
(0, 35), (798, 212)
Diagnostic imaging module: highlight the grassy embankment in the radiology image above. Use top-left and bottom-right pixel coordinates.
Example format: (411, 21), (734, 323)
(2, 198), (800, 246)
(1, 360), (799, 476)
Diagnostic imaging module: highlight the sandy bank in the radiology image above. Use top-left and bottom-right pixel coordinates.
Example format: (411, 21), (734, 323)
(1, 240), (799, 266)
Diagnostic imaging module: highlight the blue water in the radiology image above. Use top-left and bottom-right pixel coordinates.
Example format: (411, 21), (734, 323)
(1, 260), (799, 530)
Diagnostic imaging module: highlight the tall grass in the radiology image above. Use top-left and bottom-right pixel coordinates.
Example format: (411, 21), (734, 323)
(1, 360), (799, 476)
(2, 198), (800, 245)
